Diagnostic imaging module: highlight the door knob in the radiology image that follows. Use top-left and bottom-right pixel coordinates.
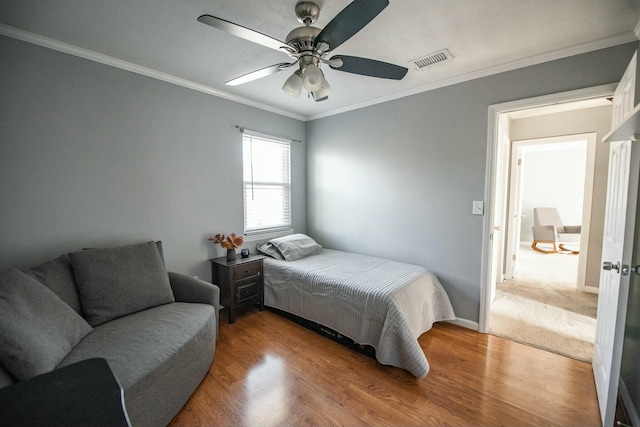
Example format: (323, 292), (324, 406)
(602, 261), (620, 272)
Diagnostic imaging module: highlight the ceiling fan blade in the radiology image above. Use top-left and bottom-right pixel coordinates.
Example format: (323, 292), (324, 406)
(197, 15), (286, 52)
(329, 55), (408, 80)
(315, 0), (389, 52)
(226, 63), (295, 86)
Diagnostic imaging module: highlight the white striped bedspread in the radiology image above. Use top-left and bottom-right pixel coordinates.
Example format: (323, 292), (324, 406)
(263, 249), (456, 378)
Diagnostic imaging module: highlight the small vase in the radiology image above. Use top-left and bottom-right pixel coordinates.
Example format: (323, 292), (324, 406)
(226, 248), (236, 262)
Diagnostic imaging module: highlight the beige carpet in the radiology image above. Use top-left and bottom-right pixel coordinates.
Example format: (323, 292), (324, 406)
(488, 244), (598, 362)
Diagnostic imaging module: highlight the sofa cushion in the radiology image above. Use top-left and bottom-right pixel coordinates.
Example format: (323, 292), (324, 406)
(24, 254), (82, 314)
(58, 302), (216, 427)
(69, 241), (175, 327)
(0, 269), (92, 380)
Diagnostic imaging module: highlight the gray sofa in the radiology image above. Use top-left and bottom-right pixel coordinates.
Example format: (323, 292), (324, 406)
(0, 241), (219, 427)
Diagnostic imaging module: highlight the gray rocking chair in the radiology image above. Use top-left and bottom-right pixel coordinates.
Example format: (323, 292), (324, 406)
(531, 207), (581, 254)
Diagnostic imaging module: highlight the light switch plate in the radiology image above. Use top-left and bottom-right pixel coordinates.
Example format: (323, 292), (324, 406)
(472, 201), (484, 215)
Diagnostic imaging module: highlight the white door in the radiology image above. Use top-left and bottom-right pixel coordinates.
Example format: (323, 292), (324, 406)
(593, 139), (638, 426)
(593, 51), (638, 427)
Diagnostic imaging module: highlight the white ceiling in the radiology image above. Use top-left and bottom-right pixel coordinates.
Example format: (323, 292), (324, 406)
(1, 0), (639, 121)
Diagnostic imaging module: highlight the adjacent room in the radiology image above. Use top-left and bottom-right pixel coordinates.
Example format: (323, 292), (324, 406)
(2, 1), (640, 426)
(488, 101), (610, 363)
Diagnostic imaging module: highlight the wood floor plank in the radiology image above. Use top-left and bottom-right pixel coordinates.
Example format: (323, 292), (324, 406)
(169, 308), (601, 426)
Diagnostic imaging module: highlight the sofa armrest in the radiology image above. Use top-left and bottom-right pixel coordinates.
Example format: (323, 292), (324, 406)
(168, 272), (220, 340)
(168, 272), (219, 306)
(563, 225), (581, 234)
(532, 224), (557, 241)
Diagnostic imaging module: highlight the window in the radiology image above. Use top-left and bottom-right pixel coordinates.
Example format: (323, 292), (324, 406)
(242, 130), (291, 234)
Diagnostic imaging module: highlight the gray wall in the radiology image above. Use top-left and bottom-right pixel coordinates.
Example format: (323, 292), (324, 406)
(306, 43), (638, 324)
(1, 32), (637, 324)
(0, 35), (306, 280)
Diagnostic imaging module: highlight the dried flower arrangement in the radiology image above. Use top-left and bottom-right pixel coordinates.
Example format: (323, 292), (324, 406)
(209, 233), (244, 249)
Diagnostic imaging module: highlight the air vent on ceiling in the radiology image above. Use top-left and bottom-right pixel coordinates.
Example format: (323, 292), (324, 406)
(411, 49), (453, 70)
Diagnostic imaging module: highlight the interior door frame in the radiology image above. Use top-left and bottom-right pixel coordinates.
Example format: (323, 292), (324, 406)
(504, 133), (596, 289)
(504, 139), (525, 279)
(488, 113), (511, 301)
(479, 83), (616, 333)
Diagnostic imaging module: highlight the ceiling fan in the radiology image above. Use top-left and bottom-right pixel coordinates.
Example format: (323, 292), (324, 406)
(197, 0), (408, 102)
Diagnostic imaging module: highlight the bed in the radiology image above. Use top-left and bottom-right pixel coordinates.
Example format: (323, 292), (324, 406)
(257, 234), (456, 378)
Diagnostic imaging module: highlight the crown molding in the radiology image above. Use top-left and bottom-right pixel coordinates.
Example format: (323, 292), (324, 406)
(1, 23), (636, 123)
(0, 24), (305, 121)
(305, 31), (639, 121)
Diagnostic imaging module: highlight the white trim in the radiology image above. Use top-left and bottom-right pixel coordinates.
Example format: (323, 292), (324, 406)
(0, 24), (306, 122)
(579, 133), (597, 293)
(504, 138), (523, 280)
(479, 103), (499, 333)
(1, 23), (636, 123)
(507, 133), (596, 292)
(306, 32), (638, 121)
(479, 83), (618, 334)
(446, 318), (479, 331)
(583, 285), (600, 295)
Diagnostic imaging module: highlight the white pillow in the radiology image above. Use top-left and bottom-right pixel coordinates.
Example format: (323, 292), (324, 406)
(256, 242), (285, 260)
(268, 234), (322, 261)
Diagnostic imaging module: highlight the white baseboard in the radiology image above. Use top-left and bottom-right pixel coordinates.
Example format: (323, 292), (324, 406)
(447, 317), (479, 331)
(582, 285), (600, 295)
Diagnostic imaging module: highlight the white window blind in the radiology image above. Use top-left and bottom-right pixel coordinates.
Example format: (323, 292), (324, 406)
(242, 130), (291, 234)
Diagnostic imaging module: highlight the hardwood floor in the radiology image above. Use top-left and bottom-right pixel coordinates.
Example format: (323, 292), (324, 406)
(169, 308), (601, 426)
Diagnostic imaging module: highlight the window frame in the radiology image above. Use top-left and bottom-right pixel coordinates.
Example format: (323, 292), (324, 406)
(242, 129), (292, 235)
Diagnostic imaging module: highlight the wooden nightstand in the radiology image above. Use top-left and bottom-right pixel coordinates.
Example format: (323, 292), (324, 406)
(209, 254), (265, 324)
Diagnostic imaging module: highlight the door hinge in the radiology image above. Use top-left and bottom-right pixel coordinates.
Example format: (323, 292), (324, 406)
(512, 254), (516, 261)
(517, 158), (522, 166)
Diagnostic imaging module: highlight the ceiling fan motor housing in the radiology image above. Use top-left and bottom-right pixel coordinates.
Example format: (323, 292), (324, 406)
(197, 0), (407, 100)
(295, 2), (320, 24)
(285, 26), (321, 53)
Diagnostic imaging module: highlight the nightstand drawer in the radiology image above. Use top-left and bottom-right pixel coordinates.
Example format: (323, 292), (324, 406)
(235, 279), (258, 303)
(231, 262), (261, 280)
(210, 254), (265, 324)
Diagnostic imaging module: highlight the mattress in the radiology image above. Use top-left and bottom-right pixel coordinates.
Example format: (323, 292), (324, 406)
(263, 249), (456, 378)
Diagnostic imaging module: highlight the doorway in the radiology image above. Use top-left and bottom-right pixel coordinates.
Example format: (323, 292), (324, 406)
(479, 84), (616, 361)
(490, 134), (598, 361)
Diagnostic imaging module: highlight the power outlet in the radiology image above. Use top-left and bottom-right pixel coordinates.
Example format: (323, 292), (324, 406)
(472, 201), (484, 215)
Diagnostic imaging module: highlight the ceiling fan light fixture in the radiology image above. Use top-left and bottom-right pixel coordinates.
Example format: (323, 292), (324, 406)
(199, 0), (408, 102)
(313, 72), (331, 100)
(282, 70), (303, 98)
(302, 63), (323, 91)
